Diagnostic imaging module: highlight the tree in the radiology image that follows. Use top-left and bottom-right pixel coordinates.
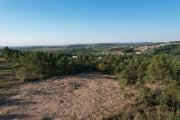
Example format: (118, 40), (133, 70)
(145, 54), (172, 83)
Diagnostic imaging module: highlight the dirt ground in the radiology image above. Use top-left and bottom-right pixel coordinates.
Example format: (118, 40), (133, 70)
(0, 73), (127, 120)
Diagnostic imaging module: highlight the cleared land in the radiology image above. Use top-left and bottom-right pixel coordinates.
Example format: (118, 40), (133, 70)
(0, 73), (131, 120)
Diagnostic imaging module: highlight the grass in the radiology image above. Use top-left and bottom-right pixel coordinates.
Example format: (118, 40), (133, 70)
(0, 57), (21, 100)
(0, 70), (11, 75)
(0, 57), (6, 61)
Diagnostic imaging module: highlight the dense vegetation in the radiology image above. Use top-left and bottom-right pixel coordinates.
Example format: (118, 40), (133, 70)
(2, 47), (129, 81)
(1, 43), (180, 120)
(153, 44), (180, 55)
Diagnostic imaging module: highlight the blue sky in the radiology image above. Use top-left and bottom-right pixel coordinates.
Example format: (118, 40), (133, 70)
(0, 0), (180, 46)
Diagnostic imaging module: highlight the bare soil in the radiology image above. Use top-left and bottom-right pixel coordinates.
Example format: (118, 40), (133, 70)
(0, 73), (127, 120)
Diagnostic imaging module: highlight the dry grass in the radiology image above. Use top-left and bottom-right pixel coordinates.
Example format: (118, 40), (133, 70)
(0, 57), (21, 101)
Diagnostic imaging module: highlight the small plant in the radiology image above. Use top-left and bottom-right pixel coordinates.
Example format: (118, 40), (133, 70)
(123, 92), (132, 99)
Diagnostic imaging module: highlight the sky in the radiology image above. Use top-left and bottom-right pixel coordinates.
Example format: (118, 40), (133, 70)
(0, 0), (180, 46)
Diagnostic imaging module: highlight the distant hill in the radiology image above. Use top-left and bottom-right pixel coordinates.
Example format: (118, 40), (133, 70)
(0, 41), (179, 55)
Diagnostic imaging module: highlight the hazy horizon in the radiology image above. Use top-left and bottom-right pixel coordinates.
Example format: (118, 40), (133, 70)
(0, 0), (180, 46)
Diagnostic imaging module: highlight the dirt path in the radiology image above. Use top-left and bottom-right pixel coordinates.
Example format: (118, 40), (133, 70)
(0, 73), (126, 120)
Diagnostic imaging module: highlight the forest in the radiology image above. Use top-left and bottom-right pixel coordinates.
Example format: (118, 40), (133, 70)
(1, 44), (180, 119)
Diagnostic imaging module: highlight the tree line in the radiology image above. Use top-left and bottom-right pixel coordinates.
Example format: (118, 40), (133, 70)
(2, 47), (179, 83)
(2, 47), (127, 81)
